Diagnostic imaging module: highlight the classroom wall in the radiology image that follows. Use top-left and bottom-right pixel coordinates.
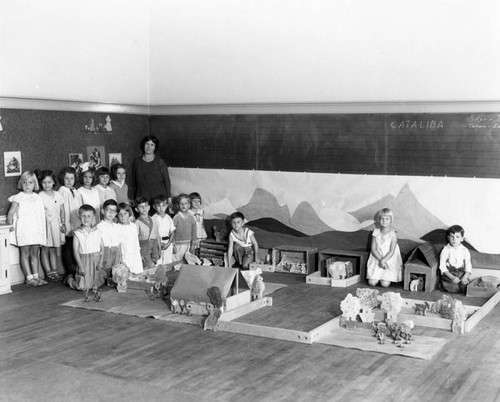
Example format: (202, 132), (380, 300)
(0, 108), (150, 215)
(1, 1), (499, 106)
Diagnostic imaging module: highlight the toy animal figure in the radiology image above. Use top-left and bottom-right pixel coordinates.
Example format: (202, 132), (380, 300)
(93, 286), (102, 302)
(345, 262), (354, 278)
(373, 321), (388, 344)
(430, 294), (454, 319)
(84, 289), (90, 303)
(185, 304), (192, 316)
(204, 287), (224, 331)
(414, 302), (429, 316)
(410, 276), (424, 292)
(170, 298), (180, 314)
(399, 321), (414, 344)
(251, 274), (265, 301)
(179, 299), (186, 315)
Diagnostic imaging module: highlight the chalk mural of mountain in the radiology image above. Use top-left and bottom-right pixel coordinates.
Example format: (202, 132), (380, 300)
(291, 201), (335, 235)
(204, 198), (237, 220)
(238, 188), (375, 236)
(238, 188), (293, 227)
(349, 184), (446, 241)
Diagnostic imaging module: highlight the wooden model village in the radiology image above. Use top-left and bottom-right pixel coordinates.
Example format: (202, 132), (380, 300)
(61, 232), (500, 361)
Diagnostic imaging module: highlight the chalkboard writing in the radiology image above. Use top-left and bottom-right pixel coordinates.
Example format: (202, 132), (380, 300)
(150, 112), (500, 178)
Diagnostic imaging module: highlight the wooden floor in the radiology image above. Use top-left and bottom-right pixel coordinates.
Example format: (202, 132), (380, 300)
(0, 275), (499, 402)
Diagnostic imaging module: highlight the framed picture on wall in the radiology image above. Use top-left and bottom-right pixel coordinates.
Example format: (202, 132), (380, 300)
(86, 146), (105, 169)
(69, 153), (84, 169)
(4, 151), (22, 177)
(108, 153), (122, 167)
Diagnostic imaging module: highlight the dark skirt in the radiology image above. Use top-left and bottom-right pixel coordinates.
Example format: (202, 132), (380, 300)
(440, 266), (467, 294)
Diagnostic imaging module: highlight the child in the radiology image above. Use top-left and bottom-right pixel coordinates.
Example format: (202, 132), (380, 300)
(438, 225), (472, 293)
(58, 167), (84, 276)
(172, 194), (197, 263)
(94, 167), (117, 217)
(188, 192), (208, 251)
(152, 195), (175, 265)
(7, 171), (48, 286)
(227, 212), (260, 269)
(38, 170), (65, 281)
(109, 163), (130, 204)
(77, 168), (101, 224)
(67, 205), (106, 295)
(116, 202), (143, 274)
(135, 197), (161, 268)
(96, 199), (121, 284)
(366, 208), (403, 287)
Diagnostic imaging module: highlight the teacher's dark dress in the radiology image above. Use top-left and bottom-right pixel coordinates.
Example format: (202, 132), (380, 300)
(131, 156), (171, 200)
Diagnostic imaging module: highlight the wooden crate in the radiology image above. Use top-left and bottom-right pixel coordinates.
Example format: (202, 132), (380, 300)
(198, 239), (228, 266)
(307, 249), (368, 287)
(272, 245), (318, 274)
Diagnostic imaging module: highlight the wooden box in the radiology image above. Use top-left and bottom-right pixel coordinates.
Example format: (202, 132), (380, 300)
(466, 276), (500, 298)
(272, 245), (318, 274)
(197, 239), (228, 266)
(306, 249), (368, 287)
(249, 262), (275, 272)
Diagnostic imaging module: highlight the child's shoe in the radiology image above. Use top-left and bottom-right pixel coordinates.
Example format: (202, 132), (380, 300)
(35, 277), (48, 286)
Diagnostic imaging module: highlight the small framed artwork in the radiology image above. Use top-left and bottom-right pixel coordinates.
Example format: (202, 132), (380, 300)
(69, 153), (84, 169)
(4, 151), (22, 177)
(86, 146), (105, 169)
(109, 153), (122, 167)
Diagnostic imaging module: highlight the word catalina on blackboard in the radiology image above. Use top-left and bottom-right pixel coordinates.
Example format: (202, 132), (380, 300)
(390, 119), (444, 129)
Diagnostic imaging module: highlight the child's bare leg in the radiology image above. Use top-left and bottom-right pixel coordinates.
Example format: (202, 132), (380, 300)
(380, 280), (391, 288)
(30, 245), (42, 278)
(368, 279), (379, 286)
(19, 246), (35, 277)
(48, 248), (59, 274)
(56, 247), (65, 275)
(40, 246), (52, 275)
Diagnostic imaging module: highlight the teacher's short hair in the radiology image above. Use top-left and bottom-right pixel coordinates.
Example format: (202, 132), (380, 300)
(140, 135), (160, 154)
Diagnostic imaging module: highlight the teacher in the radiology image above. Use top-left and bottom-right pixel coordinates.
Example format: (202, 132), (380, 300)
(131, 135), (171, 203)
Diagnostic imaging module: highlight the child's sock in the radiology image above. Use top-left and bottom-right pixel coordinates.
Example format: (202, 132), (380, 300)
(33, 273), (39, 279)
(27, 274), (34, 280)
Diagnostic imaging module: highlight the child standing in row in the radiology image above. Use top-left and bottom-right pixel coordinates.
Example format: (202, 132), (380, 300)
(116, 203), (143, 274)
(366, 208), (403, 287)
(227, 212), (259, 269)
(67, 205), (105, 293)
(96, 199), (122, 285)
(38, 170), (65, 281)
(59, 167), (83, 276)
(110, 164), (130, 204)
(172, 194), (197, 262)
(152, 195), (175, 265)
(188, 192), (207, 252)
(7, 172), (47, 286)
(135, 197), (161, 268)
(439, 225), (472, 294)
(77, 168), (101, 224)
(94, 167), (116, 218)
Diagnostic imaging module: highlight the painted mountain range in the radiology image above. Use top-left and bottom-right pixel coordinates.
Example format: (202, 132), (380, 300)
(211, 185), (447, 242)
(349, 184), (446, 241)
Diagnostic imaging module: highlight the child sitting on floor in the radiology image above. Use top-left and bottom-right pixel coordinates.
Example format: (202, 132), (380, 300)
(227, 212), (260, 269)
(438, 224), (472, 294)
(135, 197), (161, 268)
(366, 208), (403, 287)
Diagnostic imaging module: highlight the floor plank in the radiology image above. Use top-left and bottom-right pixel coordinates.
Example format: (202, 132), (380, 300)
(0, 278), (499, 401)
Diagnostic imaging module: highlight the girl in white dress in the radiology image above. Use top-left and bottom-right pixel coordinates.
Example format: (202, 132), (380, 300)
(77, 168), (101, 224)
(116, 203), (143, 274)
(366, 208), (403, 287)
(6, 171), (47, 286)
(39, 170), (66, 281)
(58, 167), (83, 276)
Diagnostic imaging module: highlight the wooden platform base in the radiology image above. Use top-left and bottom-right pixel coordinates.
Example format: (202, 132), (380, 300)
(306, 271), (361, 288)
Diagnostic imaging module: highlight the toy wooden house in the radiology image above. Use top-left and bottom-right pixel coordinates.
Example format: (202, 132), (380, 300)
(170, 265), (251, 315)
(403, 242), (440, 293)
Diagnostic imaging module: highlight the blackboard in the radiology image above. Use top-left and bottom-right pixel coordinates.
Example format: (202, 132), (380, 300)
(150, 113), (500, 177)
